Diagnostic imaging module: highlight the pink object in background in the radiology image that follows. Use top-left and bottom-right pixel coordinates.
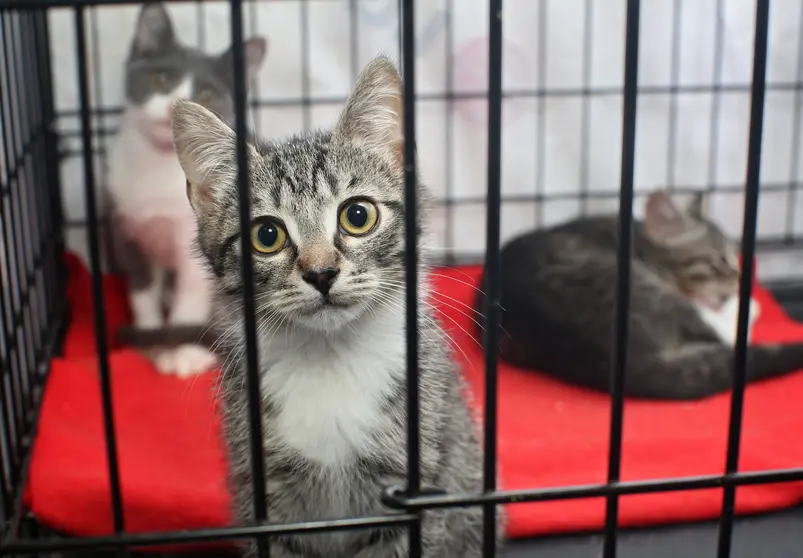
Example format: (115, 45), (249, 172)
(452, 37), (530, 126)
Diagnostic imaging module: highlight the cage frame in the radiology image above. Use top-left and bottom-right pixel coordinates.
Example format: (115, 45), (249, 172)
(1, 0), (802, 557)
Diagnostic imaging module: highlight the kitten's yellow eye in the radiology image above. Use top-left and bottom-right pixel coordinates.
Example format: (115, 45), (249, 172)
(339, 200), (378, 236)
(251, 220), (288, 254)
(149, 71), (170, 91)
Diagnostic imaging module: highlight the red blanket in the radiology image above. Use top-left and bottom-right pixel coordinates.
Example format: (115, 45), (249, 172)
(27, 253), (803, 546)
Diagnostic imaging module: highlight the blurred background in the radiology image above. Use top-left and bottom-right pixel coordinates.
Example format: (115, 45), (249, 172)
(52, 0), (803, 279)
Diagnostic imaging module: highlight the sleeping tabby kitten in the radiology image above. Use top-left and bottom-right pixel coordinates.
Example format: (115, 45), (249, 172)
(480, 190), (803, 400)
(171, 57), (497, 557)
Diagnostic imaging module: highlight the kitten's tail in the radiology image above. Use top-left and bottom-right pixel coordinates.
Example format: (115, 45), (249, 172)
(628, 342), (803, 400)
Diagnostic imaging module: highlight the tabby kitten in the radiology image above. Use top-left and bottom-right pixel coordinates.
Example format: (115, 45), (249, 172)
(172, 57), (497, 557)
(105, 2), (266, 376)
(481, 190), (803, 400)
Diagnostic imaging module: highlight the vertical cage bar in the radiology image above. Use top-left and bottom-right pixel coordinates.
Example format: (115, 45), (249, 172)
(12, 11), (34, 282)
(33, 8), (56, 338)
(300, 0), (311, 132)
(0, 345), (8, 513)
(14, 8), (38, 413)
(483, 0), (504, 555)
(0, 11), (23, 472)
(716, 1), (770, 556)
(534, 0), (546, 224)
(665, 0), (682, 190)
(349, 0), (359, 83)
(399, 0), (422, 555)
(0, 447), (5, 531)
(706, 0), (725, 196)
(5, 13), (32, 483)
(25, 7), (49, 380)
(19, 10), (44, 364)
(73, 5), (125, 536)
(248, 0), (261, 138)
(578, 0), (593, 214)
(196, 1), (205, 51)
(230, 2), (268, 556)
(602, 1), (641, 557)
(37, 8), (67, 322)
(89, 7), (109, 271)
(0, 10), (12, 516)
(1, 12), (27, 445)
(784, 3), (803, 240)
(443, 0), (454, 261)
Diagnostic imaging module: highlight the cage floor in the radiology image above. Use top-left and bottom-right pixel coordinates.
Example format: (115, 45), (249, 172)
(505, 505), (803, 557)
(26, 255), (803, 555)
(53, 504), (803, 558)
(507, 290), (803, 558)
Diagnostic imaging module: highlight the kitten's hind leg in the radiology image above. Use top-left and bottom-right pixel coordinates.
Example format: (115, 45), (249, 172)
(129, 268), (166, 329)
(109, 220), (166, 329)
(169, 254), (213, 327)
(156, 254), (218, 377)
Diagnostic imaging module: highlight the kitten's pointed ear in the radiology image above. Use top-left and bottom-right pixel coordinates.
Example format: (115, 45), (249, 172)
(687, 192), (706, 218)
(131, 3), (174, 55)
(334, 56), (404, 165)
(244, 37), (268, 80)
(172, 100), (255, 214)
(219, 37), (268, 82)
(643, 189), (689, 240)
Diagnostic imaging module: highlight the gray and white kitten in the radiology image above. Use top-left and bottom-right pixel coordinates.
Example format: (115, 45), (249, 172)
(172, 57), (499, 557)
(483, 190), (803, 400)
(105, 2), (266, 376)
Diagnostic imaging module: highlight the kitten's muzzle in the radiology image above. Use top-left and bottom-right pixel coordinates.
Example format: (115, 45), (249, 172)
(302, 267), (340, 296)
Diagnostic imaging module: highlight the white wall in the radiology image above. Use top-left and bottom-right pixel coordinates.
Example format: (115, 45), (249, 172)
(50, 0), (803, 280)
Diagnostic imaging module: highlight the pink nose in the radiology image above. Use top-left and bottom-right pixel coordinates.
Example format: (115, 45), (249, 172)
(167, 104), (174, 120)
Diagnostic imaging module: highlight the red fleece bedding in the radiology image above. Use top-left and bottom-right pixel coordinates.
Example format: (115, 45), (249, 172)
(27, 253), (803, 546)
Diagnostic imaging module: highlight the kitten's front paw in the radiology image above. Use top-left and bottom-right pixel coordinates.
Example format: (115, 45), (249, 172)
(746, 297), (762, 342)
(154, 344), (218, 378)
(749, 297), (762, 323)
(720, 294), (740, 315)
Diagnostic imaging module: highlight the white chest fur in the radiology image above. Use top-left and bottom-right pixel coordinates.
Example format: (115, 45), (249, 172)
(107, 120), (196, 246)
(259, 311), (406, 468)
(694, 294), (761, 347)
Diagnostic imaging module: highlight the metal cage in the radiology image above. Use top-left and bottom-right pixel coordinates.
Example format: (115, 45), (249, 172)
(1, 0), (801, 557)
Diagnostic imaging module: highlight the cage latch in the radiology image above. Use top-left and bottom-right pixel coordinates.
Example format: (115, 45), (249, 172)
(381, 484), (448, 510)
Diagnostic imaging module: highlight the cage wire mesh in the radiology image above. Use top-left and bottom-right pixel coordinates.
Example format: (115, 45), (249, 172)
(0, 4), (67, 544)
(50, 0), (803, 279)
(0, 0), (802, 557)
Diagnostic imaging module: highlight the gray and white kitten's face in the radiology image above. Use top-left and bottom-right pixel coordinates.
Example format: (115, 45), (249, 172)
(172, 57), (419, 333)
(125, 3), (266, 149)
(642, 190), (741, 309)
